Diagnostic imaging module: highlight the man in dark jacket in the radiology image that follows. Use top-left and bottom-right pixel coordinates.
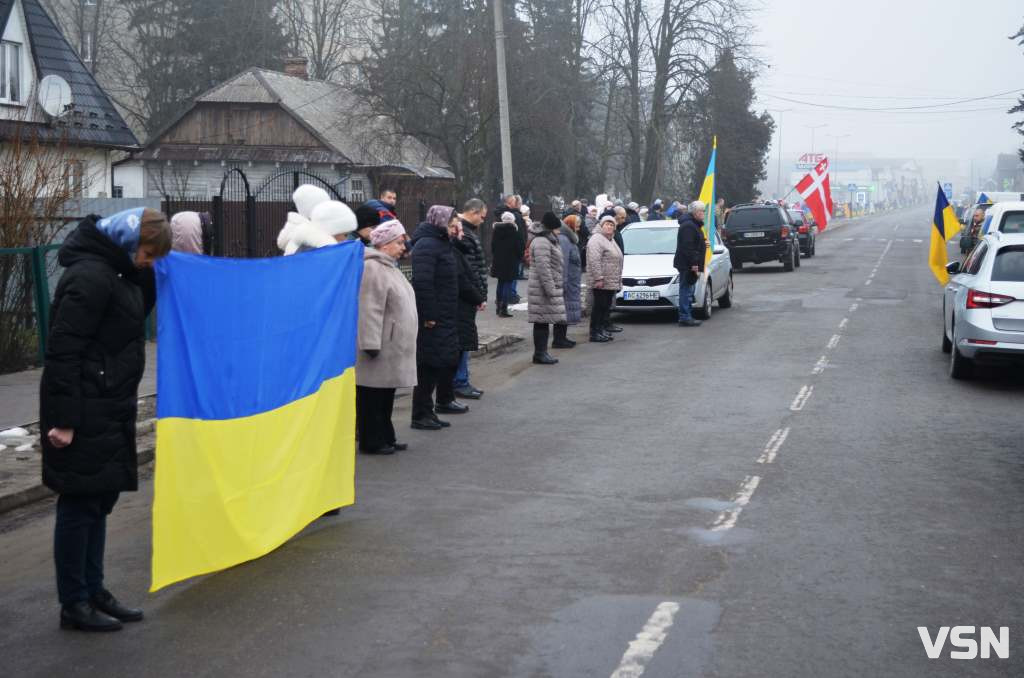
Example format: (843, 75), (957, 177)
(674, 201), (707, 327)
(41, 208), (171, 631)
(452, 199), (489, 399)
(649, 199), (666, 221)
(410, 205), (464, 429)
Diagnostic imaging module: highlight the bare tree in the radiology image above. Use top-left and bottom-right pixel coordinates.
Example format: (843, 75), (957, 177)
(593, 0), (746, 203)
(41, 0), (121, 75)
(0, 119), (100, 371)
(279, 0), (365, 82)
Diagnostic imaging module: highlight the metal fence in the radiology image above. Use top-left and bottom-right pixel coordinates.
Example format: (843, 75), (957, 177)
(0, 244), (60, 373)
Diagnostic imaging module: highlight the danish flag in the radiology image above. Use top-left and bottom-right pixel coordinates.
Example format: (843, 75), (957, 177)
(796, 157), (833, 231)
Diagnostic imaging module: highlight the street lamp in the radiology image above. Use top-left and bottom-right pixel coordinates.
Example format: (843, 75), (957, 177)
(770, 109), (792, 199)
(827, 132), (852, 211)
(804, 124), (828, 155)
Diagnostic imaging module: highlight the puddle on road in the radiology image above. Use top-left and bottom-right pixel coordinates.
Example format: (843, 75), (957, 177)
(684, 527), (758, 546)
(684, 497), (738, 512)
(518, 595), (721, 678)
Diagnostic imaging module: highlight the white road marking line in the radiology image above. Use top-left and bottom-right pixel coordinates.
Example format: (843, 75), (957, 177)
(790, 385), (814, 411)
(827, 334), (841, 350)
(711, 475), (762, 531)
(757, 428), (790, 464)
(894, 224), (900, 231)
(838, 318), (849, 330)
(877, 238), (888, 242)
(812, 355), (829, 375)
(610, 602), (681, 678)
(848, 303), (859, 312)
(913, 239), (923, 243)
(864, 279), (873, 286)
(844, 237), (854, 241)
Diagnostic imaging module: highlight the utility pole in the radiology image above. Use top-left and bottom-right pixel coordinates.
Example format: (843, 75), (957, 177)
(772, 109), (791, 199)
(493, 0), (514, 197)
(805, 124), (827, 155)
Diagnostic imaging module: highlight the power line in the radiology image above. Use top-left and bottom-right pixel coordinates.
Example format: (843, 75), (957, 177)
(764, 88), (1024, 112)
(763, 89), (1020, 102)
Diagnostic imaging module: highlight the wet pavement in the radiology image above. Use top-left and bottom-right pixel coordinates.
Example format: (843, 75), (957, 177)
(0, 209), (1021, 677)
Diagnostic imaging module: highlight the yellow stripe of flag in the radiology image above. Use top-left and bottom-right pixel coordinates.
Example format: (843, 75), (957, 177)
(929, 184), (961, 286)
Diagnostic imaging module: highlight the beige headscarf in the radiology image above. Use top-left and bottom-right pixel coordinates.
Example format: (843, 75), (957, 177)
(170, 212), (203, 254)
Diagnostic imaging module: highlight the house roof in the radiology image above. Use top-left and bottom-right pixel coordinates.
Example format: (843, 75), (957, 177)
(148, 67), (453, 179)
(0, 0), (138, 149)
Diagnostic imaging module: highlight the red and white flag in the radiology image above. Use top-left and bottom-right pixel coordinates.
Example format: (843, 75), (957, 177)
(796, 157), (833, 231)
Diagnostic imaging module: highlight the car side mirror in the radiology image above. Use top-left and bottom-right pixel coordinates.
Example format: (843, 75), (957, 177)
(946, 261), (961, 274)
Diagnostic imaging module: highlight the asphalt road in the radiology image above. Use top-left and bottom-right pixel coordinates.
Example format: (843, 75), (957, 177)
(1, 208), (1021, 677)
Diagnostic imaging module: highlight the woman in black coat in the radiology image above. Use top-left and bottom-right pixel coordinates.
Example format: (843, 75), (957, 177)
(409, 205), (461, 429)
(490, 211), (523, 317)
(40, 208), (171, 632)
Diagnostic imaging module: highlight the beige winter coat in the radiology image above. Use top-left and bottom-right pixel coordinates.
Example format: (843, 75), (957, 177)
(356, 248), (419, 388)
(586, 233), (624, 291)
(527, 224), (566, 325)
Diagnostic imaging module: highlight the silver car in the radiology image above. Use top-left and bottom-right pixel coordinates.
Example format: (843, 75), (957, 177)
(943, 232), (1024, 378)
(614, 220), (734, 319)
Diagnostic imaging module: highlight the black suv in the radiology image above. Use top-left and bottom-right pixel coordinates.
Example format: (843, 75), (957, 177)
(722, 203), (800, 271)
(787, 209), (816, 257)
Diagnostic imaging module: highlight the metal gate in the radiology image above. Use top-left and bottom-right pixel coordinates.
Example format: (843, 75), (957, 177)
(211, 168), (254, 257)
(211, 169), (346, 258)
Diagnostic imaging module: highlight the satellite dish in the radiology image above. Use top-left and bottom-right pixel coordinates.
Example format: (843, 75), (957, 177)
(38, 74), (73, 119)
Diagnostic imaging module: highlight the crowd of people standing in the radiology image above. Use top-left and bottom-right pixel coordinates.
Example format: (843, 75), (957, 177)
(37, 182), (715, 632)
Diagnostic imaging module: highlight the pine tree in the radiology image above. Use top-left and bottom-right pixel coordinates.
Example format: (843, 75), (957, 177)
(690, 50), (774, 204)
(1010, 22), (1024, 165)
(121, 0), (288, 138)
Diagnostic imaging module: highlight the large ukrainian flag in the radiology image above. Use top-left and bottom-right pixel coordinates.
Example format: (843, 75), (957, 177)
(150, 241), (364, 592)
(698, 136), (717, 271)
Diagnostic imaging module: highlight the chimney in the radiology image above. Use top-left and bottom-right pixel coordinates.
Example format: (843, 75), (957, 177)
(284, 57), (309, 80)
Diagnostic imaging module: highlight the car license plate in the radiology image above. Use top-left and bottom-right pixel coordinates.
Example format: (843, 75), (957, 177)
(624, 291), (660, 301)
(743, 231), (765, 238)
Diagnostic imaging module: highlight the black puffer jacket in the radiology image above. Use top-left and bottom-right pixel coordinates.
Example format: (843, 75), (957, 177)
(459, 219), (489, 298)
(410, 221), (460, 369)
(454, 245), (486, 351)
(490, 221), (523, 281)
(674, 214), (707, 273)
(40, 217), (148, 494)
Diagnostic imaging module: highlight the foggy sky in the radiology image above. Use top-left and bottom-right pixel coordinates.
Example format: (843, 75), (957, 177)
(753, 0), (1023, 170)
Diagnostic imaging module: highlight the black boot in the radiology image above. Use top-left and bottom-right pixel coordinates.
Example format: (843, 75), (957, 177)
(590, 331), (612, 343)
(90, 589), (143, 623)
(532, 352), (559, 365)
(552, 324), (576, 348)
(499, 302), (513, 318)
(60, 601), (122, 632)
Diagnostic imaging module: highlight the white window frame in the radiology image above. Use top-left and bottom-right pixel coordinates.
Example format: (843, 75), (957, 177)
(350, 178), (365, 203)
(0, 41), (23, 104)
(82, 32), (93, 64)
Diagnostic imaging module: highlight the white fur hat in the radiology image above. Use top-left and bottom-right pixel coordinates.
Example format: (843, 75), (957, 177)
(311, 200), (357, 236)
(293, 185), (331, 220)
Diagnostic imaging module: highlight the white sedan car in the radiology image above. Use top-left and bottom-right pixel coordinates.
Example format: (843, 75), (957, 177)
(614, 220), (734, 319)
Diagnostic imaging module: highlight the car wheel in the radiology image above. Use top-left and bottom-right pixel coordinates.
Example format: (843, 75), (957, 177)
(782, 245), (795, 272)
(694, 282), (713, 319)
(718, 274), (733, 308)
(949, 318), (973, 379)
(795, 244), (801, 268)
